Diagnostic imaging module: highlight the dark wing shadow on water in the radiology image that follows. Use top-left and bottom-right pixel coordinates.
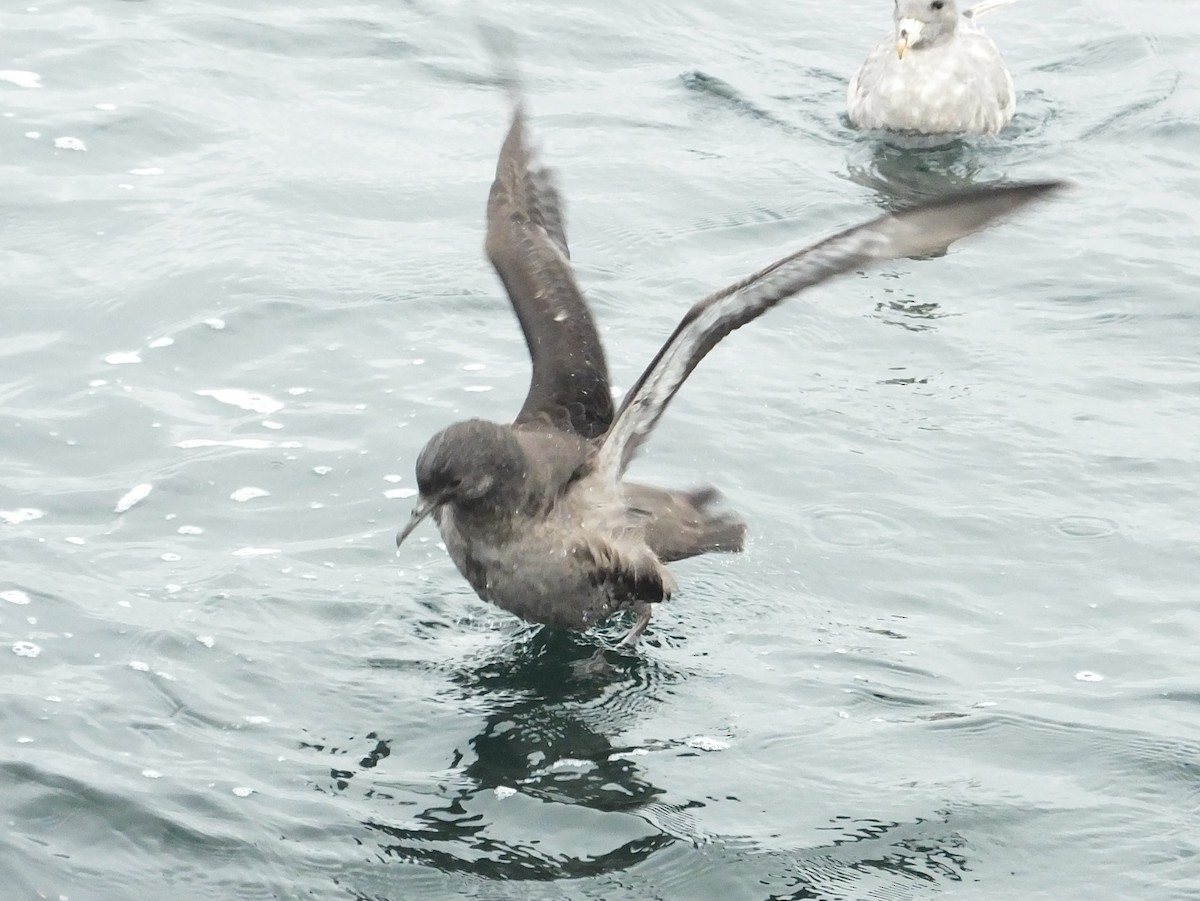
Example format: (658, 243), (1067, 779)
(679, 70), (804, 134)
(677, 65), (853, 142)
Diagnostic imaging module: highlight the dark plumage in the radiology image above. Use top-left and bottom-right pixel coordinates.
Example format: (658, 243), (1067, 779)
(397, 70), (1061, 649)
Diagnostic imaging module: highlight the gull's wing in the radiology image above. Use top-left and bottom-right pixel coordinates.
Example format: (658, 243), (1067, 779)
(485, 103), (614, 440)
(965, 0), (1021, 20)
(596, 182), (1064, 480)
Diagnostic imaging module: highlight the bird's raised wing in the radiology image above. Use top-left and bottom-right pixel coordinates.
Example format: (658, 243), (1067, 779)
(485, 102), (614, 440)
(596, 181), (1064, 480)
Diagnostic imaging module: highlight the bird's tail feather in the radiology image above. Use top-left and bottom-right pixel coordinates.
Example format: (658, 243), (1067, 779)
(624, 483), (747, 563)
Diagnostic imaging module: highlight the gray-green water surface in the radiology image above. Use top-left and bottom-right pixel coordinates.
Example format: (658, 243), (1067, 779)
(2, 1), (1198, 898)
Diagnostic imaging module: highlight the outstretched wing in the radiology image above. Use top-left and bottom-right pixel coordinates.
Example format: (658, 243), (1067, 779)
(485, 102), (614, 440)
(596, 181), (1064, 480)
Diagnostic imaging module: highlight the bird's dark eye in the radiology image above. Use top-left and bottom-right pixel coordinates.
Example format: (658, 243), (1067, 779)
(931, 0), (944, 8)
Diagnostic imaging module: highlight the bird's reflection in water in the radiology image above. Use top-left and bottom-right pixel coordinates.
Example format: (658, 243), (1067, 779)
(766, 812), (973, 900)
(845, 134), (1001, 215)
(301, 627), (980, 895)
(308, 625), (694, 881)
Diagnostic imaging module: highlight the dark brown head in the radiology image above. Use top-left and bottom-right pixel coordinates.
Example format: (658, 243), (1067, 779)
(396, 419), (527, 545)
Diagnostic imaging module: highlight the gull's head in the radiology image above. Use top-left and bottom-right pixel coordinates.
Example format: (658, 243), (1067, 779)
(894, 0), (959, 59)
(396, 419), (525, 546)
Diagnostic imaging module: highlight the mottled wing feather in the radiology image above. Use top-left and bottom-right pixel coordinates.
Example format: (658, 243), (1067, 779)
(597, 182), (1064, 480)
(485, 104), (614, 439)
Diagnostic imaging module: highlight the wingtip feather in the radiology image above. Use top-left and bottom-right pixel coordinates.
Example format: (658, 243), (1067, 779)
(478, 20), (524, 112)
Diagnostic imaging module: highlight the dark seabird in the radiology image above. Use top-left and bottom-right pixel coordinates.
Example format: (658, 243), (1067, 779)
(397, 84), (1060, 649)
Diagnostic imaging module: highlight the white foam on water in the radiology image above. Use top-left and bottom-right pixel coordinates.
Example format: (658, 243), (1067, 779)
(148, 336), (174, 349)
(66, 536), (85, 545)
(88, 379), (107, 387)
(686, 736), (730, 752)
(196, 389), (283, 414)
(608, 748), (649, 761)
(462, 362), (486, 371)
(53, 136), (86, 151)
(384, 488), (418, 499)
(230, 487), (269, 502)
(13, 642), (41, 658)
(232, 547), (279, 557)
(287, 386), (310, 395)
(96, 102), (117, 111)
(114, 483), (153, 513)
(24, 131), (40, 139)
(243, 715), (270, 725)
(313, 466), (332, 476)
(463, 385), (493, 392)
(142, 769), (162, 779)
(104, 351), (141, 365)
(261, 421), (283, 430)
(231, 786), (254, 797)
(549, 758), (591, 769)
(2, 590), (31, 605)
(129, 661), (149, 671)
(493, 786), (517, 799)
(129, 167), (163, 175)
(204, 317), (226, 329)
(196, 636), (214, 648)
(1, 508), (44, 524)
(177, 525), (203, 535)
(0, 71), (41, 88)
(383, 474), (402, 483)
(160, 553), (180, 562)
(1075, 671), (1104, 682)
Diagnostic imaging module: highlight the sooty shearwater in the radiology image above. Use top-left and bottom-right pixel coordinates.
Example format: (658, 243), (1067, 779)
(396, 80), (1061, 650)
(848, 0), (1020, 136)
